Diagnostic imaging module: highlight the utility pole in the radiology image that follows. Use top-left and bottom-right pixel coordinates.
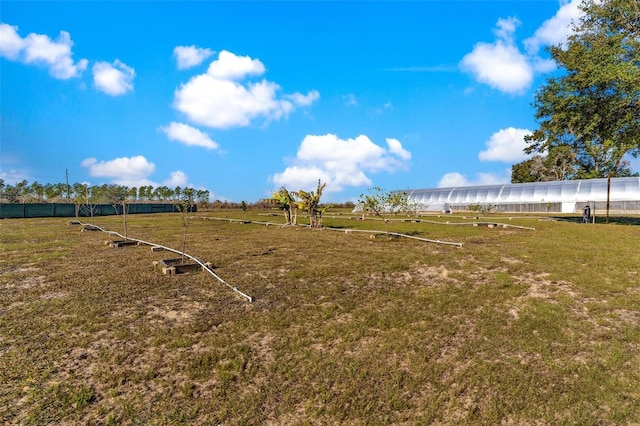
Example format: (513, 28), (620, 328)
(65, 169), (71, 201)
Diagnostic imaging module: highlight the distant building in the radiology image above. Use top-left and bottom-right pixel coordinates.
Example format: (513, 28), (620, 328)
(404, 177), (640, 214)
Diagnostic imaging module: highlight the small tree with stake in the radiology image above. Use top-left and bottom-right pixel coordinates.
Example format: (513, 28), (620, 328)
(177, 188), (195, 264)
(83, 184), (98, 225)
(108, 185), (130, 241)
(241, 200), (248, 221)
(358, 186), (391, 233)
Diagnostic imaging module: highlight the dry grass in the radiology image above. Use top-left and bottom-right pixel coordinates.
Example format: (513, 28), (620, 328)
(1, 210), (639, 424)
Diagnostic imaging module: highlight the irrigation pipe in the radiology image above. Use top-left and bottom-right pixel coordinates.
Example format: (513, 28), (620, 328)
(196, 216), (288, 227)
(323, 215), (536, 231)
(397, 218), (536, 231)
(75, 221), (253, 303)
(321, 227), (464, 248)
(192, 216), (464, 248)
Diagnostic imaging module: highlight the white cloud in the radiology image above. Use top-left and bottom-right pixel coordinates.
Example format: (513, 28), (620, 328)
(270, 133), (411, 192)
(173, 50), (319, 129)
(438, 172), (471, 188)
(386, 138), (411, 160)
(461, 2), (584, 94)
(174, 76), (286, 128)
(368, 102), (393, 116)
(343, 93), (357, 106)
(161, 122), (219, 150)
(0, 23), (87, 79)
(173, 45), (214, 70)
(93, 59), (135, 96)
(437, 170), (510, 188)
(81, 155), (155, 187)
(0, 168), (30, 184)
(81, 155), (194, 189)
(460, 17), (533, 95)
(270, 166), (335, 192)
(524, 0), (583, 55)
(460, 41), (532, 94)
(0, 23), (25, 59)
(163, 170), (189, 187)
(478, 127), (533, 163)
(286, 90), (320, 106)
(493, 16), (520, 41)
(207, 50), (265, 80)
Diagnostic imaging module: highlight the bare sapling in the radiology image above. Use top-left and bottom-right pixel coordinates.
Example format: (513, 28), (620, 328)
(109, 185), (130, 240)
(177, 189), (195, 264)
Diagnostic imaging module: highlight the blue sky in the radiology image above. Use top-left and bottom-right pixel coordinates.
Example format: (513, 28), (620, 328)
(3, 0), (627, 202)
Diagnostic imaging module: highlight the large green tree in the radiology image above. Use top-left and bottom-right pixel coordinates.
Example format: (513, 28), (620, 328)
(510, 146), (634, 183)
(525, 0), (640, 221)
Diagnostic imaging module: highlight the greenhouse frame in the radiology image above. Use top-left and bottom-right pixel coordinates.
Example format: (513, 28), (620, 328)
(404, 177), (640, 214)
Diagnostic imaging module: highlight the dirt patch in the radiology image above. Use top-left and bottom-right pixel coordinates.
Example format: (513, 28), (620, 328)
(517, 272), (577, 299)
(414, 265), (456, 283)
(366, 265), (458, 292)
(500, 256), (523, 264)
(3, 274), (48, 290)
(0, 264), (50, 291)
(610, 309), (640, 326)
(245, 332), (276, 366)
(1, 265), (39, 274)
(145, 299), (207, 325)
(508, 273), (577, 319)
(40, 291), (68, 300)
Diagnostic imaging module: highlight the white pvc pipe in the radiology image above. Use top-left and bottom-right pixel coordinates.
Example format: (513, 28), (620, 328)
(77, 221), (253, 303)
(192, 216), (465, 247)
(322, 227), (464, 248)
(326, 215), (536, 231)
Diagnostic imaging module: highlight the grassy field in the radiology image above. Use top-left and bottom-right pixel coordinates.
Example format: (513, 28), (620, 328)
(1, 210), (639, 424)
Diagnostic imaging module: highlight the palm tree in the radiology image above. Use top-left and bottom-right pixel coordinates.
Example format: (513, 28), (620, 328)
(272, 187), (297, 225)
(293, 179), (327, 228)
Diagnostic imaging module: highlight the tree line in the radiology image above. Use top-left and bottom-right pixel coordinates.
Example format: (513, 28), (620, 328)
(0, 179), (211, 205)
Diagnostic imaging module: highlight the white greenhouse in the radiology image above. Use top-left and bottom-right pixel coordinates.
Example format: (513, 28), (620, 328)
(404, 177), (640, 214)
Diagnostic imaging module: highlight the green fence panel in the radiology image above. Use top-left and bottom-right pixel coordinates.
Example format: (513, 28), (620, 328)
(25, 204), (56, 217)
(0, 204), (26, 219)
(0, 203), (195, 219)
(55, 204), (76, 217)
